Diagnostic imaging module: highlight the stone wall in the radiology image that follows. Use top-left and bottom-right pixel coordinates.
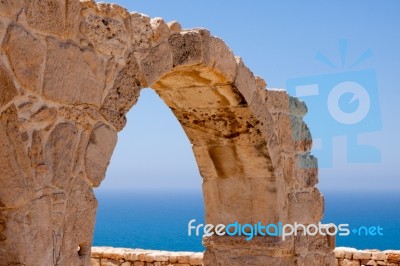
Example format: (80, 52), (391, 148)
(334, 248), (400, 266)
(91, 247), (400, 266)
(91, 247), (203, 266)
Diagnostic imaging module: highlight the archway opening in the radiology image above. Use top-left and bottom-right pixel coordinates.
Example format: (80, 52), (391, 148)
(93, 88), (205, 251)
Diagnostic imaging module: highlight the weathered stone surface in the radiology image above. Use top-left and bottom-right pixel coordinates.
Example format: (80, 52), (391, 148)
(288, 188), (324, 224)
(80, 13), (129, 56)
(57, 177), (97, 266)
(342, 258), (361, 266)
(0, 0), (23, 17)
(0, 106), (33, 207)
(2, 24), (45, 93)
(25, 0), (80, 37)
(43, 38), (105, 106)
(353, 251), (372, 260)
(0, 1), (333, 265)
(202, 35), (238, 84)
(130, 13), (153, 50)
(388, 253), (400, 263)
(150, 17), (171, 46)
(85, 123), (117, 187)
(168, 21), (182, 33)
(101, 53), (144, 125)
(169, 31), (203, 67)
(156, 85), (246, 110)
(45, 123), (80, 189)
(172, 107), (264, 146)
(0, 63), (18, 108)
(234, 57), (256, 104)
(141, 42), (173, 86)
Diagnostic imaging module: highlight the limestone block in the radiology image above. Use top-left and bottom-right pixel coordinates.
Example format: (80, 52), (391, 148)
(155, 85), (246, 110)
(169, 31), (203, 68)
(100, 109), (127, 132)
(295, 233), (334, 255)
(141, 42), (173, 86)
(376, 261), (387, 265)
(266, 89), (290, 113)
(152, 252), (169, 262)
(293, 152), (319, 188)
(130, 13), (153, 50)
(80, 13), (129, 56)
(153, 65), (228, 89)
(177, 252), (193, 264)
(271, 112), (312, 152)
(342, 259), (361, 266)
(45, 123), (80, 189)
(202, 176), (253, 225)
(150, 17), (171, 46)
(288, 188), (324, 224)
(25, 0), (80, 37)
(193, 144), (273, 179)
(297, 253), (336, 266)
(0, 106), (33, 207)
(353, 251), (372, 260)
(202, 173), (277, 225)
(189, 253), (203, 265)
(233, 57), (256, 105)
(290, 115), (312, 149)
(0, 0), (23, 17)
(0, 194), (54, 265)
(335, 249), (346, 259)
(91, 258), (101, 266)
(289, 96), (307, 117)
(101, 258), (120, 266)
(85, 123), (117, 187)
(366, 260), (378, 266)
(372, 252), (387, 261)
(203, 236), (296, 266)
(0, 63), (18, 108)
(388, 253), (400, 263)
(58, 177), (97, 265)
(202, 36), (237, 84)
(43, 38), (105, 106)
(2, 24), (45, 93)
(168, 21), (182, 34)
(102, 54), (143, 115)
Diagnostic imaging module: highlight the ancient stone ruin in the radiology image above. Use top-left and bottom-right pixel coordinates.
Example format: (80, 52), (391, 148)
(0, 1), (335, 265)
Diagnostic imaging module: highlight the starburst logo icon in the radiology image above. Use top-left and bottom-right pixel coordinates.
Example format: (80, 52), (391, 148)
(286, 40), (382, 167)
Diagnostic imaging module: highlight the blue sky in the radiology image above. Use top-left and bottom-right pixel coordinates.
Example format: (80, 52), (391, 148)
(98, 1), (400, 193)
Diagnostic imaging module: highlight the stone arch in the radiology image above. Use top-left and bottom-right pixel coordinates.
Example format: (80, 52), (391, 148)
(0, 1), (335, 265)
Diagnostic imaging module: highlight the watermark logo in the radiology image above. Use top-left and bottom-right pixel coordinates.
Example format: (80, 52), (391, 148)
(286, 40), (382, 167)
(188, 220), (384, 241)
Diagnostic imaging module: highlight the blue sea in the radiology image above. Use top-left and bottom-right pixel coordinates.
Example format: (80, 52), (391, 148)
(93, 189), (400, 251)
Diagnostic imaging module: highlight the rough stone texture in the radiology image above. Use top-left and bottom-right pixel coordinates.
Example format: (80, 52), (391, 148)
(0, 0), (335, 265)
(0, 63), (18, 108)
(43, 37), (106, 106)
(2, 24), (45, 93)
(24, 0), (81, 38)
(85, 123), (117, 187)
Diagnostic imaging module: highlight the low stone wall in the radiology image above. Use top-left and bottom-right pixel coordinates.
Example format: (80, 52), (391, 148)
(91, 247), (400, 266)
(334, 247), (400, 266)
(91, 247), (203, 266)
